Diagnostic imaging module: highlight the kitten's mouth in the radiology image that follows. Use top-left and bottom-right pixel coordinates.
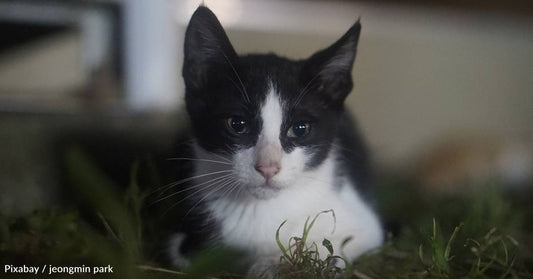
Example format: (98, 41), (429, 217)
(262, 181), (281, 190)
(248, 181), (282, 199)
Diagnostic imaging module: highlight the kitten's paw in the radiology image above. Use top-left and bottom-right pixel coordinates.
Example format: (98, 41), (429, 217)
(167, 233), (190, 267)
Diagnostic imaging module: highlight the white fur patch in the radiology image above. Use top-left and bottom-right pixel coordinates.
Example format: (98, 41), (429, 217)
(168, 233), (190, 267)
(210, 152), (383, 263)
(260, 90), (283, 143)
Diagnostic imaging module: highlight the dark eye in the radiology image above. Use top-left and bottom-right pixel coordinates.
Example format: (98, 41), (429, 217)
(287, 122), (310, 138)
(226, 117), (249, 134)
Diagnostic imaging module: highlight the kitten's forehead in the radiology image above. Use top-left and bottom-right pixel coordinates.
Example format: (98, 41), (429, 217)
(239, 55), (301, 100)
(260, 82), (284, 142)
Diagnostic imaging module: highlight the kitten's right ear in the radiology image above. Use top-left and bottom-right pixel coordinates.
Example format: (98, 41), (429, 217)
(183, 6), (237, 90)
(302, 21), (361, 107)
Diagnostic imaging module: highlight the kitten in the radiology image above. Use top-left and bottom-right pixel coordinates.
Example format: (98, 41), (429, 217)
(167, 6), (383, 274)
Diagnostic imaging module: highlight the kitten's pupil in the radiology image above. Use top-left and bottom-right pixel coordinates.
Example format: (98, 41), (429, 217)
(227, 117), (248, 134)
(288, 122), (310, 138)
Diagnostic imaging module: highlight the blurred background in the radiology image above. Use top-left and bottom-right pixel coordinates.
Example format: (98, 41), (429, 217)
(1, 2), (533, 277)
(1, 0), (532, 216)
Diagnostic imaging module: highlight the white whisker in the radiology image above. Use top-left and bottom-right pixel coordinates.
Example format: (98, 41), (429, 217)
(179, 176), (233, 205)
(183, 178), (238, 218)
(219, 49), (250, 103)
(150, 174), (232, 205)
(295, 73), (321, 107)
(210, 152), (232, 163)
(150, 170), (232, 196)
(162, 175), (234, 216)
(166, 157), (232, 165)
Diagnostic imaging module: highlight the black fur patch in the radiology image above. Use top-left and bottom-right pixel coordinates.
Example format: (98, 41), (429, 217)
(183, 6), (362, 170)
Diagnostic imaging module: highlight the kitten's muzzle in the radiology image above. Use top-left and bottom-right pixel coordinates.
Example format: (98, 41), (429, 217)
(254, 138), (282, 181)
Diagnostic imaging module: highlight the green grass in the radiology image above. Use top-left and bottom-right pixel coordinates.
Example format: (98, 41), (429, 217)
(273, 210), (352, 279)
(351, 219), (528, 279)
(1, 148), (532, 278)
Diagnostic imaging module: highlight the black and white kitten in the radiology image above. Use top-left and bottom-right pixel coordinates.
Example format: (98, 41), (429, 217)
(169, 6), (383, 273)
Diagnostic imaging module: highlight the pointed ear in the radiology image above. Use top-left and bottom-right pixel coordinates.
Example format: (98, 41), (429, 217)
(183, 6), (238, 90)
(302, 21), (361, 106)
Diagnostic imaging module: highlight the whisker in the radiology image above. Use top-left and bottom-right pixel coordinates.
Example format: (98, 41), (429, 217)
(216, 180), (240, 202)
(163, 176), (234, 216)
(166, 157), (232, 165)
(294, 73), (320, 107)
(225, 180), (242, 200)
(183, 178), (238, 218)
(176, 139), (233, 163)
(177, 176), (233, 206)
(305, 143), (368, 164)
(204, 182), (239, 222)
(219, 49), (250, 103)
(225, 75), (247, 100)
(210, 152), (232, 163)
(150, 174), (232, 205)
(149, 170), (232, 196)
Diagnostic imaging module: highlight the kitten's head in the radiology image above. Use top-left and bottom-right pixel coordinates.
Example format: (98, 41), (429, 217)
(183, 6), (360, 199)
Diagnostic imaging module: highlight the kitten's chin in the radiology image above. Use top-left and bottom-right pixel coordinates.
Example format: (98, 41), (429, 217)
(248, 183), (282, 200)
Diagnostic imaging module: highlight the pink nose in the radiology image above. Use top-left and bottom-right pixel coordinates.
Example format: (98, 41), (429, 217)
(255, 164), (280, 180)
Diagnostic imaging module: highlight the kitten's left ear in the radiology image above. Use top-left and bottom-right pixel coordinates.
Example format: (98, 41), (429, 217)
(302, 20), (361, 106)
(183, 6), (238, 91)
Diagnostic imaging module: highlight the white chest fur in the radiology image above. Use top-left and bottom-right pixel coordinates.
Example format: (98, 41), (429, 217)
(207, 156), (383, 262)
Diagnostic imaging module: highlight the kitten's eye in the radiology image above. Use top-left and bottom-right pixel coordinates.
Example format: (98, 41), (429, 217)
(226, 117), (249, 134)
(287, 122), (310, 138)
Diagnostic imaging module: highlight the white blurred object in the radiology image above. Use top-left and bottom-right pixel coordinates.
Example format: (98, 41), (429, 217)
(81, 8), (112, 73)
(418, 138), (533, 192)
(124, 0), (180, 111)
(498, 141), (533, 187)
